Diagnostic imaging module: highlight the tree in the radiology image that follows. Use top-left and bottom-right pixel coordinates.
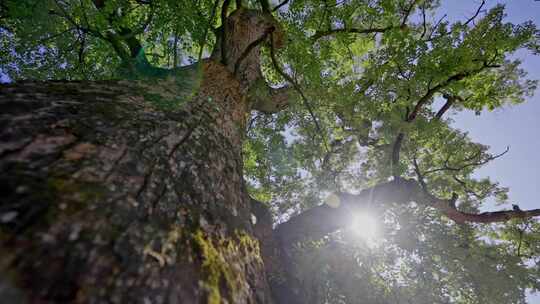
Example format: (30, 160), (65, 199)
(1, 0), (540, 303)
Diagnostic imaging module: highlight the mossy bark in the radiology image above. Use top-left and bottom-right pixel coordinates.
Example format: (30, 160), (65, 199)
(0, 61), (273, 303)
(0, 7), (303, 303)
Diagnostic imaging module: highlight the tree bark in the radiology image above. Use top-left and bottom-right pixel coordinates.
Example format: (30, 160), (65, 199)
(0, 62), (272, 303)
(0, 6), (303, 303)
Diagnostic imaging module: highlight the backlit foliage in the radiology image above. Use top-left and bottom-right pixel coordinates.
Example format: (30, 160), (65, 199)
(1, 0), (539, 303)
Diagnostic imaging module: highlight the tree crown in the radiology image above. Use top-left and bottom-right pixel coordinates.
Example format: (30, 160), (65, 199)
(2, 0), (540, 302)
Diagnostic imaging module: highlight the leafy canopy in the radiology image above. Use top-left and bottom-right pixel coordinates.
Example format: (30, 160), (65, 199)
(1, 0), (540, 303)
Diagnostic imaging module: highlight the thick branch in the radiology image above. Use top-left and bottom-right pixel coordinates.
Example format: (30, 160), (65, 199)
(220, 0), (233, 65)
(391, 133), (405, 178)
(434, 201), (540, 224)
(407, 62), (497, 122)
(275, 180), (419, 244)
(434, 94), (457, 119)
(211, 8), (282, 88)
(249, 84), (292, 114)
(275, 179), (540, 245)
(407, 73), (464, 121)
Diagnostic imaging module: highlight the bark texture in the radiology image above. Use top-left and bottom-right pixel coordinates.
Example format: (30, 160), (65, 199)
(0, 62), (274, 303)
(0, 6), (297, 303)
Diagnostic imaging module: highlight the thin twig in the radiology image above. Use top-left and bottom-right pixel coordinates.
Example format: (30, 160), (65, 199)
(424, 146), (510, 175)
(420, 4), (427, 38)
(272, 0), (289, 12)
(400, 0), (419, 28)
(464, 0), (486, 26)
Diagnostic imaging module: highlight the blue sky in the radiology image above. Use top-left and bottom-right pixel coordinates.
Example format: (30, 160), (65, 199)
(439, 1), (540, 302)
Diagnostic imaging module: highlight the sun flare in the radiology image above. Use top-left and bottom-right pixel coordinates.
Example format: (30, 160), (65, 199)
(350, 212), (378, 242)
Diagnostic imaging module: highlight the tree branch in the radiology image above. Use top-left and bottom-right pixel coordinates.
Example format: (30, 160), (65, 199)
(391, 133), (405, 179)
(434, 94), (459, 120)
(391, 53), (491, 180)
(234, 25), (275, 75)
(275, 179), (540, 245)
(391, 62), (491, 173)
(464, 0), (486, 26)
(425, 14), (447, 42)
(272, 0), (289, 12)
(52, 1), (104, 40)
(420, 4), (427, 38)
(220, 0), (233, 65)
(198, 0), (220, 62)
(412, 154), (430, 193)
(50, 0), (130, 60)
(275, 180), (418, 245)
(258, 0), (270, 13)
(311, 0), (418, 41)
(77, 30), (86, 66)
(249, 85), (292, 114)
(452, 175), (494, 200)
(269, 32), (329, 151)
(36, 27), (77, 45)
(407, 62), (496, 122)
(400, 0), (419, 28)
(423, 146), (509, 176)
(89, 0), (151, 60)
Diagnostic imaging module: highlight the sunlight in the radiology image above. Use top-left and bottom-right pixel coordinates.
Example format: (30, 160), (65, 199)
(350, 212), (378, 242)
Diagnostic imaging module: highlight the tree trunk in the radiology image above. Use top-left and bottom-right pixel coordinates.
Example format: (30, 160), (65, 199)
(0, 8), (306, 303)
(0, 61), (276, 303)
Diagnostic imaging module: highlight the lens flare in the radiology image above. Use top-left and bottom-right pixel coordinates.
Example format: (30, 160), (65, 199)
(350, 212), (378, 242)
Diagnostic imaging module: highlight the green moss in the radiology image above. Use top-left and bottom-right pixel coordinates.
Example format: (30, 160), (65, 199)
(237, 232), (263, 263)
(194, 230), (230, 304)
(193, 230), (263, 304)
